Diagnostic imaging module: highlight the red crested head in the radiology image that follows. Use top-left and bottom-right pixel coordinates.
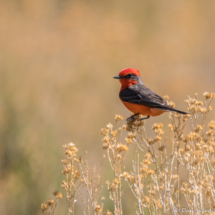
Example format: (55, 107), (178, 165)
(119, 68), (140, 77)
(114, 68), (141, 91)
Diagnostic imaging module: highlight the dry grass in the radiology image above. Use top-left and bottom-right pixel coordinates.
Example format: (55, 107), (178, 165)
(41, 92), (215, 214)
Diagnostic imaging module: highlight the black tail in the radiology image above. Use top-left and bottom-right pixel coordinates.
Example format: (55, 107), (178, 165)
(158, 106), (188, 115)
(172, 108), (188, 115)
(166, 107), (188, 115)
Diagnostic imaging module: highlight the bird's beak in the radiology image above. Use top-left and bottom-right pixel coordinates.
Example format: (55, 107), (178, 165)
(113, 75), (123, 79)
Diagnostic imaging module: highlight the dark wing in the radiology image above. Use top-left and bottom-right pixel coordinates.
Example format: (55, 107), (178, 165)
(119, 85), (169, 110)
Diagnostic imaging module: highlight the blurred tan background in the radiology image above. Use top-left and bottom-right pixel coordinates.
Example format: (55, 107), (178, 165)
(0, 0), (215, 214)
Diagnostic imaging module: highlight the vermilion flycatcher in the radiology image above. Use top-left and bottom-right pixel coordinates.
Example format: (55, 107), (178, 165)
(114, 68), (187, 120)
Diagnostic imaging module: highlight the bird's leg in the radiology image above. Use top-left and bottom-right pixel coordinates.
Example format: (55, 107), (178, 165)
(140, 115), (150, 120)
(127, 113), (140, 121)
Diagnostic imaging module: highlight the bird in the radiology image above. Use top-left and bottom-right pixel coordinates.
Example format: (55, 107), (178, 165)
(114, 68), (188, 120)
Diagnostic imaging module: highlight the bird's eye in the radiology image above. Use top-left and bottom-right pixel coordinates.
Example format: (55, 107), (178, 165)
(125, 73), (135, 78)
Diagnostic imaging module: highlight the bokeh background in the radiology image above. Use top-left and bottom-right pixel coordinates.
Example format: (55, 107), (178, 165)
(0, 0), (215, 214)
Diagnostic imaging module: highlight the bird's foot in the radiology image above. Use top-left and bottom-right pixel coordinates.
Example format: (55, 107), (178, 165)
(127, 113), (140, 121)
(127, 114), (150, 121)
(140, 115), (150, 121)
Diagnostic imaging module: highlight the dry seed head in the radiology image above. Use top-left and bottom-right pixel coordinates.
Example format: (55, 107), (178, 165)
(152, 123), (164, 130)
(113, 178), (120, 185)
(41, 203), (48, 212)
(122, 124), (127, 131)
(106, 210), (113, 215)
(185, 144), (191, 151)
(168, 124), (174, 131)
(159, 185), (164, 190)
(66, 164), (72, 171)
(182, 182), (188, 187)
(195, 143), (201, 150)
(186, 132), (195, 141)
(111, 130), (118, 137)
(181, 187), (186, 194)
(140, 163), (148, 173)
(68, 143), (78, 150)
(169, 101), (175, 108)
(188, 105), (197, 113)
(61, 180), (69, 189)
(147, 169), (155, 175)
(190, 98), (197, 104)
(64, 143), (78, 157)
(172, 175), (179, 180)
(145, 153), (152, 159)
(155, 135), (162, 141)
(192, 159), (199, 165)
(126, 174), (135, 182)
(149, 190), (155, 197)
(147, 138), (155, 145)
(198, 107), (207, 114)
(101, 128), (106, 136)
(183, 114), (190, 122)
(101, 128), (109, 136)
(102, 136), (110, 143)
(174, 113), (181, 118)
(53, 190), (63, 199)
(189, 199), (193, 204)
(179, 148), (184, 154)
(115, 143), (129, 153)
(62, 169), (69, 175)
(106, 180), (110, 186)
(47, 199), (55, 207)
(206, 130), (215, 136)
(61, 159), (68, 164)
(120, 172), (129, 178)
(120, 172), (134, 182)
(163, 95), (170, 101)
(74, 170), (80, 179)
(115, 114), (124, 121)
(106, 123), (113, 129)
(110, 179), (120, 190)
(196, 100), (203, 106)
(185, 99), (189, 104)
(194, 125), (203, 132)
(204, 92), (212, 100)
(209, 105), (213, 111)
(128, 132), (136, 138)
(143, 158), (151, 165)
(158, 145), (165, 151)
(75, 157), (81, 162)
(94, 204), (102, 213)
(125, 137), (132, 144)
(155, 128), (164, 135)
(143, 196), (151, 204)
(103, 142), (109, 150)
(65, 150), (73, 156)
(116, 154), (123, 160)
(183, 152), (191, 162)
(111, 137), (116, 142)
(208, 120), (215, 129)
